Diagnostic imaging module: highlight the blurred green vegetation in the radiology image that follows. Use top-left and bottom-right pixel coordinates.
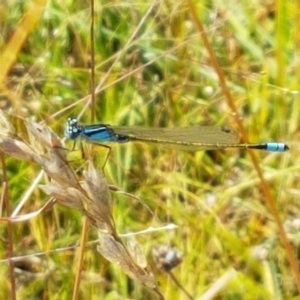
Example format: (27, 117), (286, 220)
(0, 0), (299, 299)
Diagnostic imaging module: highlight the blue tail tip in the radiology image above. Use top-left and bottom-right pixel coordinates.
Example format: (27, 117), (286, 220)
(267, 143), (289, 152)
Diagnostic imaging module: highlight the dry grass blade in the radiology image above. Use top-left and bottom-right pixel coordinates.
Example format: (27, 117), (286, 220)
(97, 232), (164, 300)
(82, 163), (163, 298)
(0, 111), (35, 161)
(81, 163), (115, 232)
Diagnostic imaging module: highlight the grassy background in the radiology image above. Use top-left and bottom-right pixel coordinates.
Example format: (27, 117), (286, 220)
(0, 0), (299, 299)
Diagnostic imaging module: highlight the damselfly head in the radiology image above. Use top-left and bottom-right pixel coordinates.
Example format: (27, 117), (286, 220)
(65, 117), (81, 139)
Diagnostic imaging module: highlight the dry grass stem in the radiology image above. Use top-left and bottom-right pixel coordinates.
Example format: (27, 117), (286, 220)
(0, 109), (163, 299)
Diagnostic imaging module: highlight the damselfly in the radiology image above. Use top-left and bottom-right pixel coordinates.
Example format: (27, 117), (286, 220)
(64, 118), (289, 152)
